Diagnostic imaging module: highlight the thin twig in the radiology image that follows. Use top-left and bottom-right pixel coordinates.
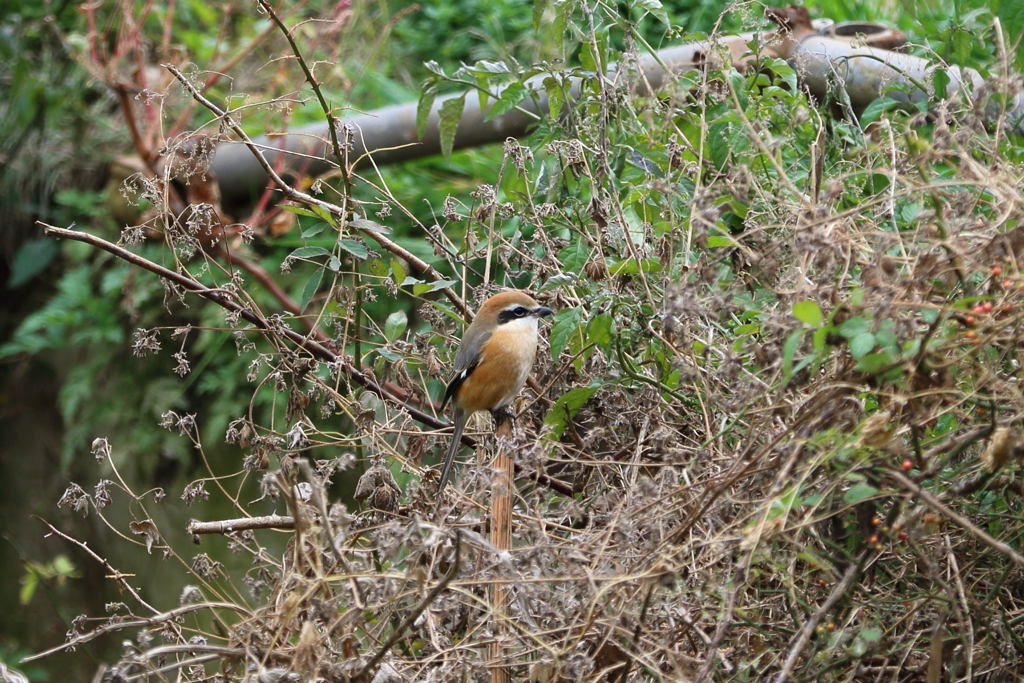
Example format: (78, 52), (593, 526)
(39, 223), (443, 429)
(22, 599), (250, 663)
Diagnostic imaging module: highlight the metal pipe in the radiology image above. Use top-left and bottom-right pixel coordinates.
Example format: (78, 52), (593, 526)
(210, 35), (759, 210)
(790, 35), (1024, 132)
(210, 21), (1024, 213)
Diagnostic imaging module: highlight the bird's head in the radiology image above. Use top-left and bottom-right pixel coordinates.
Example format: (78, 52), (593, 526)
(475, 291), (554, 329)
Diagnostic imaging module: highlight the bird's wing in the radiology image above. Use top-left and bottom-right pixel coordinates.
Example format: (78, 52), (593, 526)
(442, 327), (493, 408)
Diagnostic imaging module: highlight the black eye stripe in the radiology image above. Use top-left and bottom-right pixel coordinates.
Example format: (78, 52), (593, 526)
(497, 306), (531, 324)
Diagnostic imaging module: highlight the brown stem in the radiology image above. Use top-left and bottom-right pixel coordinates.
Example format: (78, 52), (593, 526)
(773, 551), (868, 683)
(186, 515), (295, 535)
(890, 469), (1024, 569)
(489, 413), (514, 683)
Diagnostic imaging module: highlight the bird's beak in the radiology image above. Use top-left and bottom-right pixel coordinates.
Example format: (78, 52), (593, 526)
(534, 306), (554, 318)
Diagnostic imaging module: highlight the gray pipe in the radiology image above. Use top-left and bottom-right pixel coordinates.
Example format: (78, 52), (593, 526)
(211, 30), (1023, 211)
(210, 37), (756, 210)
(790, 35), (1024, 132)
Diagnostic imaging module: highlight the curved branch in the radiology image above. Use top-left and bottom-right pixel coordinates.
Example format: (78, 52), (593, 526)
(39, 223), (574, 497)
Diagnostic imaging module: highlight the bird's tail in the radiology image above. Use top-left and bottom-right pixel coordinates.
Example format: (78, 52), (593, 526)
(438, 409), (467, 497)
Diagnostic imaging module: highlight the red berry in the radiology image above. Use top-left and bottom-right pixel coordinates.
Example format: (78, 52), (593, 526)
(992, 265), (1003, 276)
(982, 301), (993, 313)
(902, 459), (913, 471)
(869, 535), (879, 544)
(898, 532), (907, 540)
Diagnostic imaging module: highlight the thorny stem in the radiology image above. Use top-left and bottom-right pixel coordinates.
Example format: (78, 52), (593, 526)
(39, 223), (442, 429)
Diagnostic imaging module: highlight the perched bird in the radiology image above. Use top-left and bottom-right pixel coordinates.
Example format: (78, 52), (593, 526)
(438, 291), (554, 495)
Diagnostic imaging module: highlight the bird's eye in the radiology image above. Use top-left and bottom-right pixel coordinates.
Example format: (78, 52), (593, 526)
(512, 306), (528, 317)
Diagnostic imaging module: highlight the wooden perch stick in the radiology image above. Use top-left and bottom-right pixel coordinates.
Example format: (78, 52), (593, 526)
(489, 414), (514, 683)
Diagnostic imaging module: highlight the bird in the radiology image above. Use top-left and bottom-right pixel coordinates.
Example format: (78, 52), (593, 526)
(437, 290), (554, 496)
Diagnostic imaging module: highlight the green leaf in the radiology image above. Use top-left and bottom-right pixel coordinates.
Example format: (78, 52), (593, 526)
(558, 238), (590, 273)
(550, 306), (584, 360)
(850, 332), (876, 359)
(951, 26), (972, 66)
(412, 279), (457, 295)
(855, 352), (893, 374)
(438, 94), (466, 162)
(428, 278), (457, 292)
(390, 259), (407, 284)
(999, 0), (1024, 71)
(631, 0), (668, 25)
(707, 122), (745, 170)
(417, 83), (438, 139)
(609, 258), (660, 275)
(8, 238), (58, 288)
(588, 313), (614, 353)
(843, 482), (879, 505)
(931, 67), (951, 101)
(384, 310), (408, 341)
(279, 205), (319, 218)
(859, 96), (899, 127)
(533, 0), (550, 32)
(301, 223), (327, 238)
(544, 76), (565, 121)
(860, 626), (882, 643)
(792, 300), (823, 327)
(19, 569), (38, 605)
(486, 81), (528, 121)
(348, 217), (390, 235)
(290, 246), (331, 260)
(367, 259), (389, 277)
(300, 267), (325, 313)
(839, 316), (869, 338)
(309, 204), (337, 226)
(706, 235), (739, 248)
(782, 329), (804, 381)
(543, 386), (600, 440)
(339, 239), (368, 259)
